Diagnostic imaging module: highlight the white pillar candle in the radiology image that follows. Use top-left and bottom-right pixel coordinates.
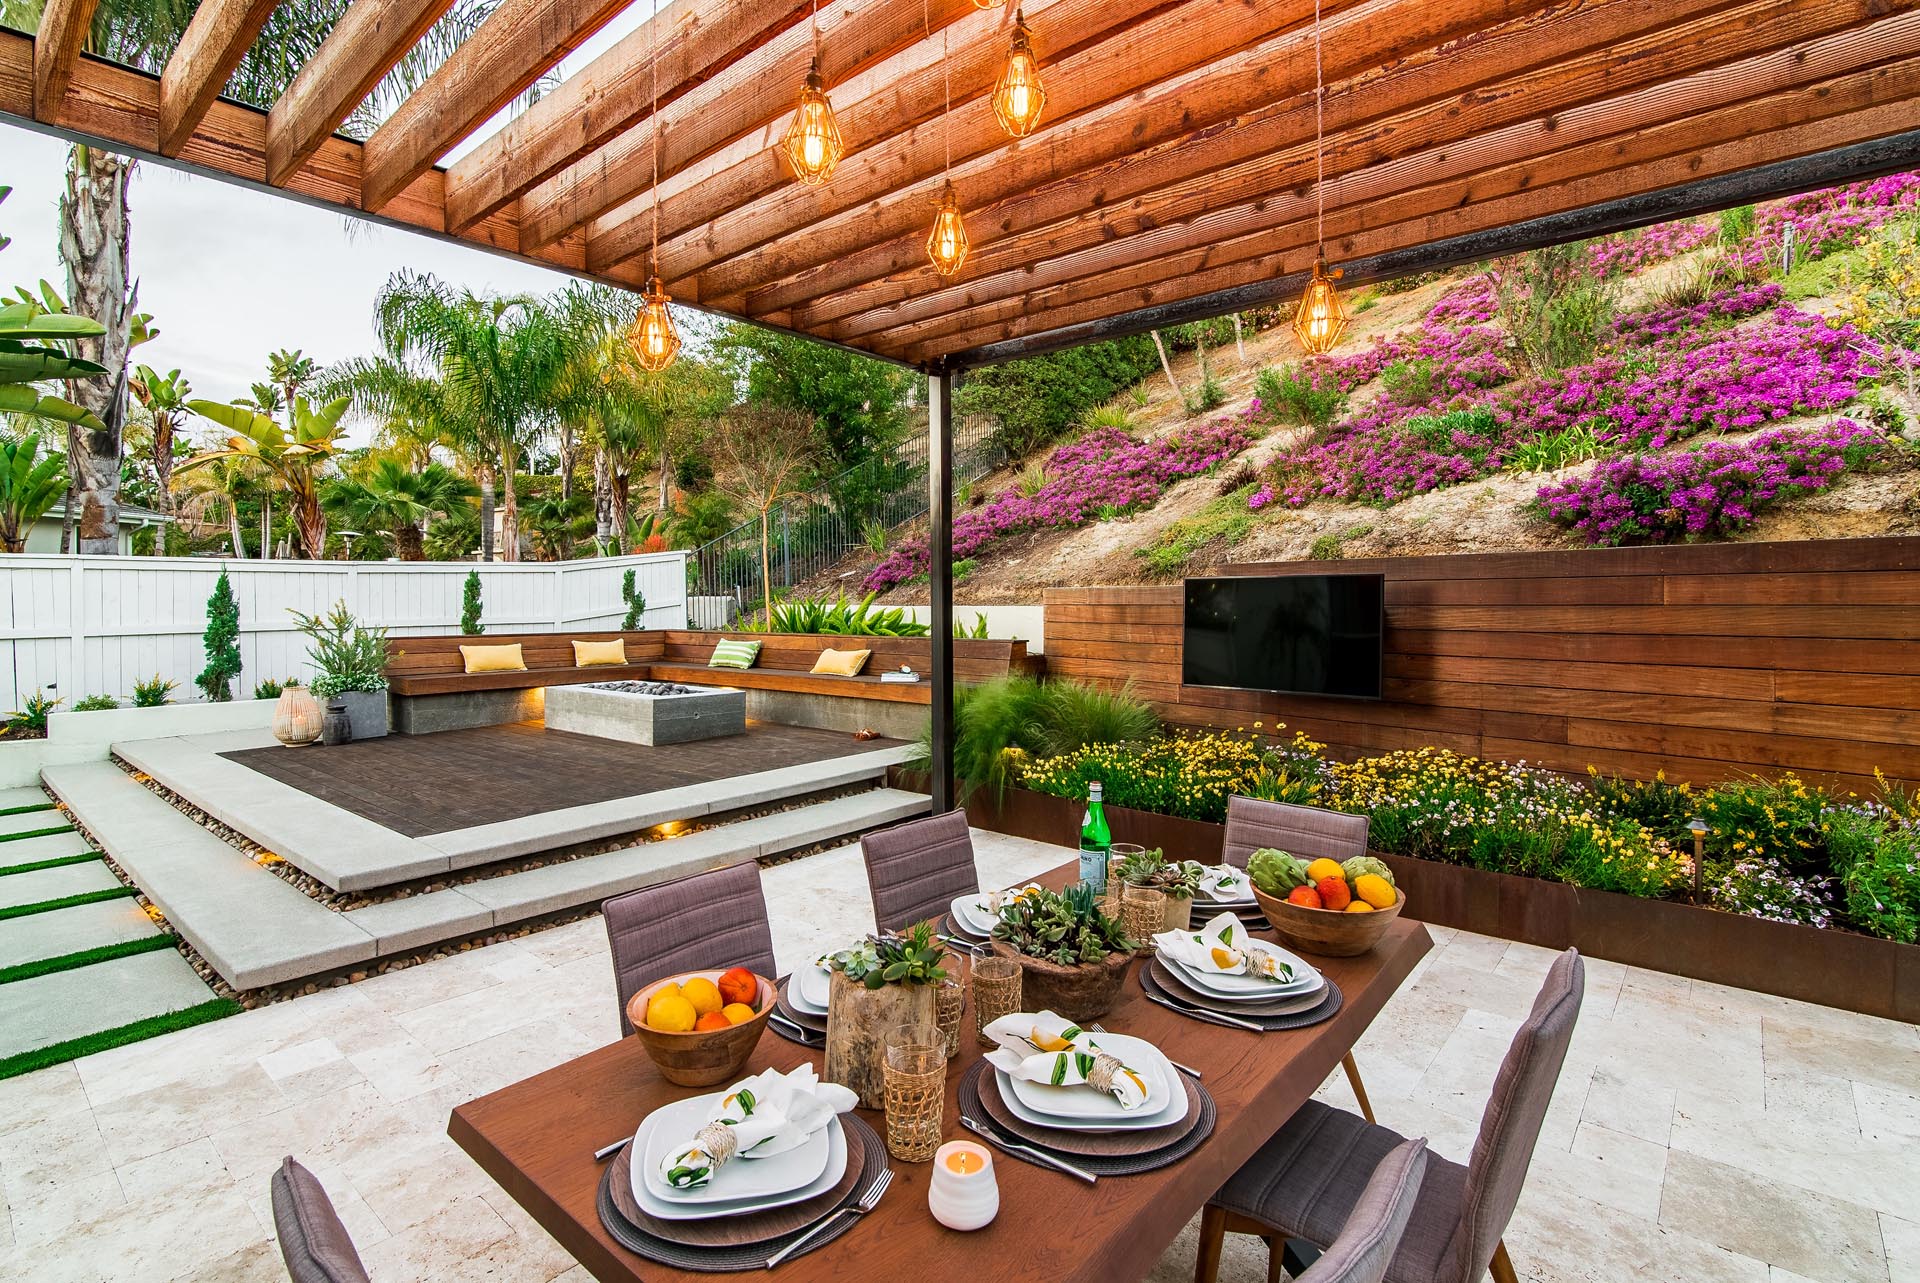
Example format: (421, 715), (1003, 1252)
(928, 1140), (998, 1231)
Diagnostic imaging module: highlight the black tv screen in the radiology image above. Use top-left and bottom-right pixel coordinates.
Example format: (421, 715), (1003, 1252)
(1182, 575), (1385, 699)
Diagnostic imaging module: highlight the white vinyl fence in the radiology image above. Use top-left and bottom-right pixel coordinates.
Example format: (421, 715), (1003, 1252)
(0, 552), (689, 711)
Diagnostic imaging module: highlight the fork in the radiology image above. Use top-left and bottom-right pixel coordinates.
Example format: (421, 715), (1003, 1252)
(765, 1169), (893, 1267)
(768, 1010), (824, 1045)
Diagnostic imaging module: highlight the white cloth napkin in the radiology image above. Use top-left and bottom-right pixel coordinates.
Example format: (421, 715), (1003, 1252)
(981, 1010), (1151, 1110)
(1195, 864), (1253, 902)
(1154, 912), (1298, 982)
(657, 1064), (857, 1189)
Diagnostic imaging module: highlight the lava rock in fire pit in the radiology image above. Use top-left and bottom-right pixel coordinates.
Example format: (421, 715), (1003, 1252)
(589, 680), (701, 696)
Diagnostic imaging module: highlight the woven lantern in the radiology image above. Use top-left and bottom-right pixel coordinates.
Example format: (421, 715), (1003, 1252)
(992, 12), (1046, 138)
(629, 275), (681, 372)
(783, 57), (843, 185)
(927, 181), (970, 276)
(1292, 256), (1349, 356)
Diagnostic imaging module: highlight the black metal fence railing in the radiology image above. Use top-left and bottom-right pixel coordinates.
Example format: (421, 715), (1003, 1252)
(688, 414), (997, 606)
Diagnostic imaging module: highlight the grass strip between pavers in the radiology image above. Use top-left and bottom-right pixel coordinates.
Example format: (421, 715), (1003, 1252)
(0, 801), (54, 817)
(0, 997), (241, 1080)
(0, 851), (101, 878)
(0, 886), (137, 920)
(0, 824), (77, 843)
(0, 933), (178, 984)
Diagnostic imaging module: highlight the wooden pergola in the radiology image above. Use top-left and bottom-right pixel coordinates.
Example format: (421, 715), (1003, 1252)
(7, 0), (1920, 804)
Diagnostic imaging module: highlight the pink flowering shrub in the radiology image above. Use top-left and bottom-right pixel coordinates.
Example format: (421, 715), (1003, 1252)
(1609, 283), (1784, 345)
(1533, 419), (1884, 546)
(1588, 222), (1718, 277)
(1749, 171), (1920, 262)
(861, 409), (1256, 591)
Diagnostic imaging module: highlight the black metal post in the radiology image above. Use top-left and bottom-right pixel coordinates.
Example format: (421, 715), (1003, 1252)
(928, 366), (956, 814)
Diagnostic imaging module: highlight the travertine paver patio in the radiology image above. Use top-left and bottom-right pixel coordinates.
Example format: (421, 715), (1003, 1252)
(0, 829), (1915, 1283)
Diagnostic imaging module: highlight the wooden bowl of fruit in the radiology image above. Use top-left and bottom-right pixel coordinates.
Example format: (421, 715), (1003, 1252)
(627, 967), (773, 1086)
(1248, 853), (1404, 958)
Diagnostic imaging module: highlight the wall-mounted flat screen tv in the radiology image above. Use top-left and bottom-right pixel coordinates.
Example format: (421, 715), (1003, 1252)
(1182, 574), (1386, 699)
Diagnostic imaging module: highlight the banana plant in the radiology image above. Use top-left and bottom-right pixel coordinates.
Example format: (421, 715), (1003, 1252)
(0, 432), (69, 552)
(184, 395), (350, 559)
(0, 189), (110, 432)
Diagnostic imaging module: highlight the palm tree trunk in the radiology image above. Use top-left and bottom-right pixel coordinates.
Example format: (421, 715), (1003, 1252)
(297, 493), (327, 559)
(260, 494), (273, 560)
(1231, 314), (1248, 365)
(397, 524), (425, 560)
(61, 146), (135, 556)
(500, 448), (520, 563)
(477, 466), (496, 562)
(612, 470), (632, 551)
(227, 502), (246, 557)
(592, 448), (613, 552)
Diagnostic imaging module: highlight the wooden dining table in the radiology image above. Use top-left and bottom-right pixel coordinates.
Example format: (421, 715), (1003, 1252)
(449, 858), (1433, 1283)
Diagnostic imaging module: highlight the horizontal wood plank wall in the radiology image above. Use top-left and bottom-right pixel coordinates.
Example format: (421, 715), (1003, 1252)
(1042, 538), (1920, 793)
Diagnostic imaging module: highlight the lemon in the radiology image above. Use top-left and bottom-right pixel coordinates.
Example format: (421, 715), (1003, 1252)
(1353, 873), (1397, 910)
(1344, 901), (1375, 914)
(1209, 946), (1238, 969)
(1305, 857), (1346, 885)
(646, 990), (697, 1033)
(721, 1002), (757, 1026)
(681, 976), (724, 1016)
(1031, 1026), (1074, 1052)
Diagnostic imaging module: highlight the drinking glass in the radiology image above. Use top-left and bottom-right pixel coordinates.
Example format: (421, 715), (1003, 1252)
(1122, 883), (1167, 956)
(969, 955), (1022, 1048)
(882, 1025), (946, 1162)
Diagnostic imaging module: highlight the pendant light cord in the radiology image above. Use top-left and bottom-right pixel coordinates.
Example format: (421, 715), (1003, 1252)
(811, 0), (820, 61)
(1312, 0), (1326, 258)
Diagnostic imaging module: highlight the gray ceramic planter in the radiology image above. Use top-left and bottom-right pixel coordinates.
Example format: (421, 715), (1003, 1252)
(333, 689), (390, 740)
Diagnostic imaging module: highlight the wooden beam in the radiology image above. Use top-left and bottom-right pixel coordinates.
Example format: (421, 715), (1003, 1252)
(439, 0), (815, 234)
(956, 127), (1920, 367)
(359, 0), (635, 214)
(511, 0), (985, 254)
(836, 0), (1916, 350)
(32, 0), (99, 122)
(577, 0), (1175, 275)
(891, 57), (1920, 362)
(157, 0), (281, 157)
(264, 0), (456, 187)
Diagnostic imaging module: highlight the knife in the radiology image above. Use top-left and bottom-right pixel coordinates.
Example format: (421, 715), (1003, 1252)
(959, 1116), (1097, 1184)
(1142, 988), (1263, 1032)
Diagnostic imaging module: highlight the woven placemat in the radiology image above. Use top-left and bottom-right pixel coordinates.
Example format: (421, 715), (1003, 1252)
(957, 1059), (1215, 1176)
(1141, 966), (1344, 1032)
(771, 980), (828, 1046)
(942, 913), (989, 943)
(1148, 956), (1329, 1016)
(598, 1115), (887, 1272)
(973, 1061), (1202, 1157)
(607, 1116), (866, 1248)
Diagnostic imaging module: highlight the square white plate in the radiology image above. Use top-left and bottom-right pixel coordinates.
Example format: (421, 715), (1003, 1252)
(632, 1112), (848, 1221)
(640, 1092), (831, 1204)
(1002, 1032), (1178, 1124)
(950, 893), (996, 937)
(791, 963), (831, 1015)
(1162, 940), (1321, 999)
(996, 1066), (1190, 1133)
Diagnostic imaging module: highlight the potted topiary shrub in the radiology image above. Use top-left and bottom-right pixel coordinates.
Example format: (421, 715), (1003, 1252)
(822, 922), (947, 1107)
(290, 602), (391, 740)
(989, 884), (1135, 1022)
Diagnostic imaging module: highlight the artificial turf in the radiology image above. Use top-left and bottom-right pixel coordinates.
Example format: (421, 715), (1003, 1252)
(0, 851), (101, 878)
(0, 997), (242, 1080)
(0, 801), (55, 817)
(0, 933), (178, 984)
(0, 885), (138, 920)
(0, 824), (78, 843)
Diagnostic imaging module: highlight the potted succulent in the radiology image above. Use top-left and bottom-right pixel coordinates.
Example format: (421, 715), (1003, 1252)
(822, 922), (947, 1108)
(989, 884), (1135, 1022)
(290, 602), (391, 740)
(1114, 847), (1204, 933)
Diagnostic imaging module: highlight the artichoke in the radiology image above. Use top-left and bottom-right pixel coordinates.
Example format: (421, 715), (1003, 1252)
(1248, 848), (1311, 897)
(1341, 855), (1396, 888)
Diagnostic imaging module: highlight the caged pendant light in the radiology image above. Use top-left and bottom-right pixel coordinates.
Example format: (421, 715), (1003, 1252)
(1291, 0), (1349, 356)
(992, 10), (1045, 137)
(782, 3), (843, 185)
(925, 19), (969, 275)
(628, 0), (680, 371)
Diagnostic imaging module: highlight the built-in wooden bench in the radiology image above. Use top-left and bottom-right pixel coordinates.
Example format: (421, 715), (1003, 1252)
(385, 632), (667, 696)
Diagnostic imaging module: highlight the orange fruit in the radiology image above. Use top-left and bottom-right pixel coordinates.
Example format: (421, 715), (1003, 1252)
(1344, 901), (1375, 914)
(722, 1002), (757, 1026)
(646, 989), (697, 1033)
(1286, 885), (1324, 910)
(718, 967), (757, 1006)
(681, 976), (724, 1016)
(693, 1011), (732, 1032)
(1316, 876), (1352, 911)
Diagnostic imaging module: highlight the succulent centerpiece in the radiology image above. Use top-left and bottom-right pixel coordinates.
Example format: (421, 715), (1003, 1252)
(989, 884), (1135, 1021)
(822, 922), (948, 1107)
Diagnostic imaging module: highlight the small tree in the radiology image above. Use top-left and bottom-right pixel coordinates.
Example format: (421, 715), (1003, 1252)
(621, 568), (646, 630)
(460, 569), (485, 635)
(1493, 243), (1620, 374)
(708, 405), (824, 623)
(196, 568), (242, 702)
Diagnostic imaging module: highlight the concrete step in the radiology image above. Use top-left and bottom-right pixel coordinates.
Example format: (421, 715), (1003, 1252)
(0, 897), (163, 970)
(0, 808), (75, 839)
(0, 858), (118, 912)
(0, 786), (54, 812)
(0, 947), (221, 1061)
(0, 831), (97, 872)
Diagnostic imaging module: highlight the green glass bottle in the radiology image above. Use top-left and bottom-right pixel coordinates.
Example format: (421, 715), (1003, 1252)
(1078, 780), (1112, 892)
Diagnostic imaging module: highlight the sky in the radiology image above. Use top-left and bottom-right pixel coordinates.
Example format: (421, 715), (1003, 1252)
(0, 3), (657, 439)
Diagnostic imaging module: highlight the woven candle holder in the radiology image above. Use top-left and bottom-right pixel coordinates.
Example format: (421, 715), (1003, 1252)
(969, 955), (1022, 1048)
(1122, 884), (1166, 957)
(882, 1027), (946, 1162)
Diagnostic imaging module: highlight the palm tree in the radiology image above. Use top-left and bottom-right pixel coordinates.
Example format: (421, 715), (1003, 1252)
(128, 364), (189, 520)
(174, 453), (257, 557)
(183, 395), (349, 558)
(324, 457), (475, 560)
(0, 425), (68, 552)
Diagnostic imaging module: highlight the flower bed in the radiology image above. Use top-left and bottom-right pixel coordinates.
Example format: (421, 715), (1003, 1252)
(862, 409), (1256, 591)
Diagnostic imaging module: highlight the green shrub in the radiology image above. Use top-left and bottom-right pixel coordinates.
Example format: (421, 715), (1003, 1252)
(4, 690), (60, 737)
(953, 611), (990, 639)
(1404, 407), (1498, 448)
(1080, 404), (1137, 432)
(620, 569), (646, 630)
(1838, 818), (1920, 944)
(460, 570), (485, 635)
(290, 602), (390, 698)
(72, 694), (118, 712)
(1504, 423), (1602, 473)
(951, 559), (977, 583)
(252, 678), (295, 700)
(1695, 773), (1827, 872)
(132, 675), (177, 708)
(1255, 363), (1346, 427)
(1182, 347), (1225, 416)
(763, 593), (930, 636)
(1135, 496), (1256, 577)
(954, 337), (1161, 458)
(914, 675), (1157, 801)
(1030, 680), (1159, 757)
(1380, 358), (1437, 406)
(196, 569), (242, 703)
(1495, 242), (1620, 373)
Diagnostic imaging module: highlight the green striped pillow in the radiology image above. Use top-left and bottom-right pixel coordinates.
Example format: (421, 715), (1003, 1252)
(708, 638), (762, 670)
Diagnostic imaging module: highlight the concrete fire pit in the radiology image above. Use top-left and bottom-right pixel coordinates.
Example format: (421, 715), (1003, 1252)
(543, 680), (746, 746)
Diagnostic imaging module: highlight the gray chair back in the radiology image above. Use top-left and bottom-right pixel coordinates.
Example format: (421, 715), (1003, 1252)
(603, 861), (778, 1036)
(1445, 948), (1584, 1283)
(1221, 796), (1371, 869)
(1298, 1138), (1429, 1283)
(270, 1156), (370, 1283)
(861, 809), (979, 933)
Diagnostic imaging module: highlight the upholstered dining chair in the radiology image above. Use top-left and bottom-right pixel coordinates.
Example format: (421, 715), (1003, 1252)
(1221, 794), (1380, 1119)
(1194, 949), (1585, 1283)
(1289, 1137), (1429, 1283)
(1221, 795), (1372, 870)
(603, 860), (779, 1036)
(270, 1156), (370, 1283)
(860, 808), (981, 933)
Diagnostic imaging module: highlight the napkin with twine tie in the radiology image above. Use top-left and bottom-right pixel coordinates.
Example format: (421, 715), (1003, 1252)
(657, 1064), (856, 1190)
(1154, 912), (1298, 982)
(981, 1010), (1152, 1110)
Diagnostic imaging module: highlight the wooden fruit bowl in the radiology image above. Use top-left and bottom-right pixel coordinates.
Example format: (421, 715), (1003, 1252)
(1251, 884), (1404, 958)
(626, 971), (774, 1087)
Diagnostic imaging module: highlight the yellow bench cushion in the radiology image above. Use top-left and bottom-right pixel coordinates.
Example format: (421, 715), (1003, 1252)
(810, 647), (872, 677)
(572, 639), (627, 667)
(460, 643), (527, 674)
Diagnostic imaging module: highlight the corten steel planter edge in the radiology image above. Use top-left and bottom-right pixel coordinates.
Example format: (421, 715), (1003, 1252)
(906, 780), (1919, 1024)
